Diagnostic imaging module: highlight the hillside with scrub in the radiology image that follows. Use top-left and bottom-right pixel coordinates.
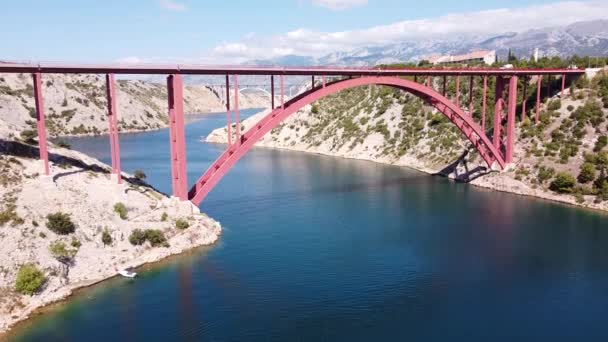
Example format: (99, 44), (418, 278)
(207, 56), (608, 211)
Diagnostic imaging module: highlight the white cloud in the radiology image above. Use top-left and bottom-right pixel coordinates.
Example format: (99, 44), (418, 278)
(208, 1), (608, 63)
(116, 56), (146, 64)
(159, 0), (187, 12)
(311, 0), (368, 10)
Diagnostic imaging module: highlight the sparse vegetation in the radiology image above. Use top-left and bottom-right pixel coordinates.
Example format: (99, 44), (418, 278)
(175, 218), (190, 230)
(101, 229), (112, 246)
(15, 264), (46, 295)
(113, 202), (128, 220)
(550, 173), (576, 194)
(134, 169), (147, 181)
(46, 212), (76, 235)
(49, 241), (77, 264)
(128, 229), (168, 247)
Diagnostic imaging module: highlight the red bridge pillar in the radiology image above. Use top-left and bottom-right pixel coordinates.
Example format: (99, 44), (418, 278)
(32, 72), (49, 176)
(482, 75), (488, 131)
(535, 75), (542, 124)
(105, 74), (122, 183)
(493, 76), (504, 149)
(225, 75), (232, 145)
(234, 75), (240, 145)
(455, 75), (461, 108)
(270, 75), (275, 109)
(167, 74), (188, 201)
(505, 76), (518, 164)
(521, 77), (528, 122)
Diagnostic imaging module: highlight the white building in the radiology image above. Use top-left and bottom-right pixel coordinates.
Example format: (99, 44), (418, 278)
(428, 50), (496, 66)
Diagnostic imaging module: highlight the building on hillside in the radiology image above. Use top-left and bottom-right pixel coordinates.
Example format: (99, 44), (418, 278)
(428, 50), (496, 66)
(533, 48), (540, 62)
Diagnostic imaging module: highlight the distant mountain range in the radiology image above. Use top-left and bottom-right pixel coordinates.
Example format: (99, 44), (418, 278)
(251, 19), (608, 67)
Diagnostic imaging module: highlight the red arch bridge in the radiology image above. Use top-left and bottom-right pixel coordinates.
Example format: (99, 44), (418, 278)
(0, 63), (585, 206)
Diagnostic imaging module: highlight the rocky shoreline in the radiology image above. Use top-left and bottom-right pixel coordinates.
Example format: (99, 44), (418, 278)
(0, 138), (222, 336)
(205, 109), (608, 214)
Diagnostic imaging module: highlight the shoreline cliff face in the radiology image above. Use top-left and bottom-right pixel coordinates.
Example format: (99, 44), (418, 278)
(206, 71), (608, 213)
(0, 73), (267, 138)
(0, 129), (222, 334)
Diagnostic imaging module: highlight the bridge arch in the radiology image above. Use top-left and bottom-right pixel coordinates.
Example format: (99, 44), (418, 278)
(189, 76), (506, 205)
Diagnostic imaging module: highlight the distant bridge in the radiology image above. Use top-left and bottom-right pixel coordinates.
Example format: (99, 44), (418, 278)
(0, 62), (585, 206)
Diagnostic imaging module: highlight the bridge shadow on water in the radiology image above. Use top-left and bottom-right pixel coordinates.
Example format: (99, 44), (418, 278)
(436, 149), (493, 182)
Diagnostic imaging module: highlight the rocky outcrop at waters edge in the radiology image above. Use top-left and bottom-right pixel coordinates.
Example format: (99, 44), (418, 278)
(0, 130), (222, 334)
(206, 71), (608, 212)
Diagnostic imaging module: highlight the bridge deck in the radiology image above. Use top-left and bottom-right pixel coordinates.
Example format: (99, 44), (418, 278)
(0, 62), (586, 76)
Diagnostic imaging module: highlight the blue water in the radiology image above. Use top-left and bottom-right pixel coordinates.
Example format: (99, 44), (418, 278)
(8, 108), (608, 341)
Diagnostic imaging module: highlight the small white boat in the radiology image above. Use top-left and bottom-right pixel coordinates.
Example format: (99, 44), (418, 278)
(118, 269), (137, 278)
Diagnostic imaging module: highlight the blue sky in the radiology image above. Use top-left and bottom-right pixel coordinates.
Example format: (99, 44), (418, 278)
(1, 0), (606, 63)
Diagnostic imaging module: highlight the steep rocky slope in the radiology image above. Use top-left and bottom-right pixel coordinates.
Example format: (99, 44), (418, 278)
(207, 71), (608, 211)
(0, 73), (267, 137)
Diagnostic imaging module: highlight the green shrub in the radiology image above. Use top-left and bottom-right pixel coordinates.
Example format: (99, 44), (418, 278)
(128, 229), (147, 245)
(549, 173), (576, 193)
(20, 129), (37, 143)
(537, 166), (555, 184)
(566, 104), (574, 112)
(578, 163), (596, 184)
(594, 136), (607, 152)
(145, 229), (168, 247)
(128, 229), (168, 247)
(134, 169), (146, 181)
(15, 264), (46, 295)
(160, 212), (168, 222)
(101, 229), (112, 246)
(70, 237), (81, 248)
(49, 241), (77, 264)
(113, 203), (128, 220)
(547, 99), (562, 111)
(46, 212), (76, 235)
(175, 218), (190, 230)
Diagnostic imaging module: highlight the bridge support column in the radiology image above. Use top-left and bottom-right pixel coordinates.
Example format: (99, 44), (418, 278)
(455, 75), (460, 108)
(225, 75), (232, 145)
(561, 74), (566, 98)
(105, 74), (121, 183)
(535, 75), (542, 125)
(32, 72), (50, 176)
(322, 75), (326, 88)
(442, 76), (446, 96)
(506, 76), (518, 164)
(167, 74), (188, 201)
(493, 76), (504, 149)
(270, 75), (275, 109)
(280, 74), (285, 109)
(234, 75), (240, 145)
(426, 76), (431, 88)
(468, 76), (474, 115)
(482, 75), (487, 131)
(521, 77), (527, 122)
